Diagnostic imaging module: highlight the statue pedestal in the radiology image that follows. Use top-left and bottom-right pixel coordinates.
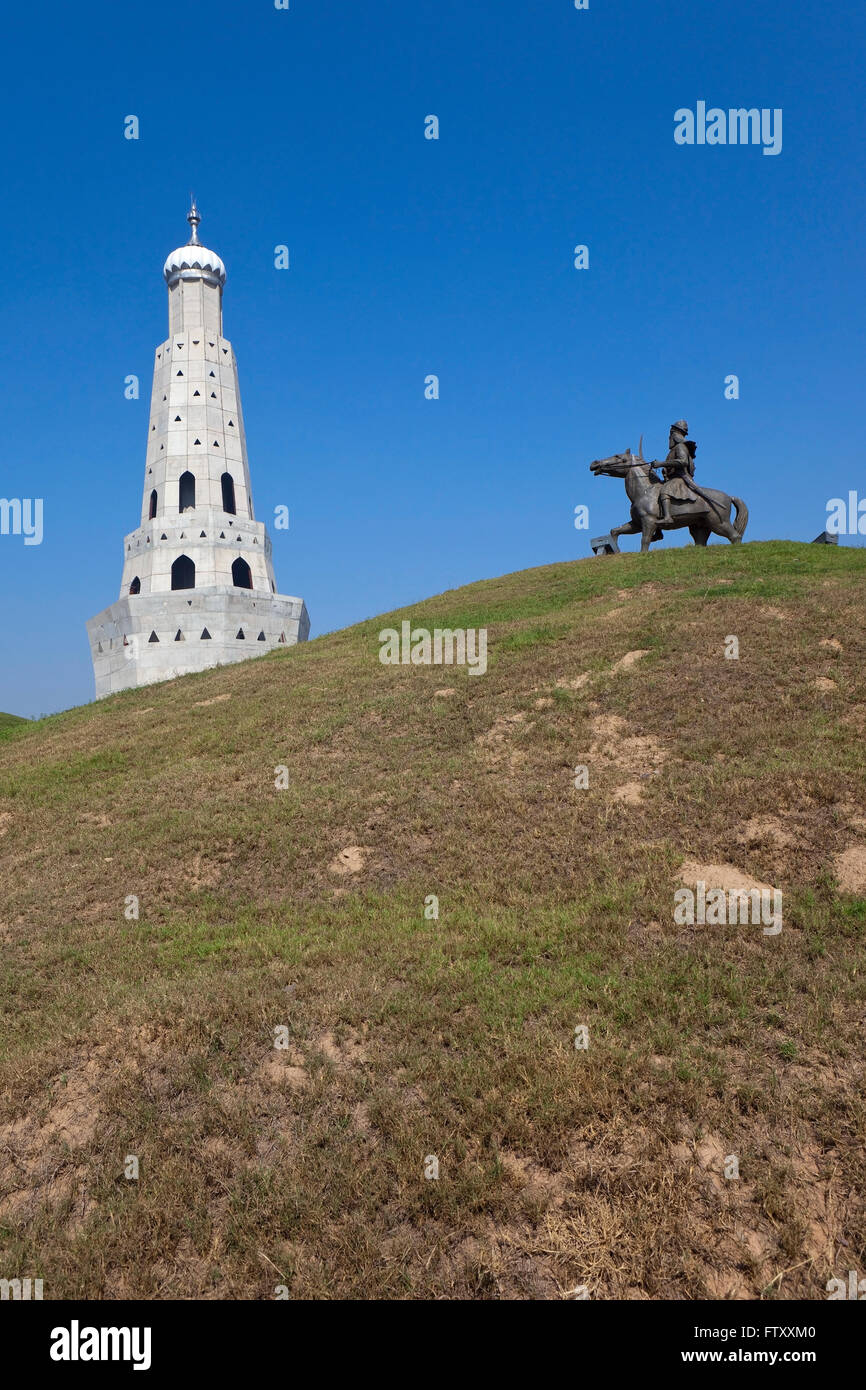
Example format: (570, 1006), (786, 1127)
(591, 533), (620, 556)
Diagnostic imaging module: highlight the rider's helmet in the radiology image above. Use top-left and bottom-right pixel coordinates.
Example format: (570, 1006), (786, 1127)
(671, 419), (688, 435)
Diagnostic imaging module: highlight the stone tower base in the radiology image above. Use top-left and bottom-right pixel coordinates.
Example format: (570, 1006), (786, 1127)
(87, 588), (309, 698)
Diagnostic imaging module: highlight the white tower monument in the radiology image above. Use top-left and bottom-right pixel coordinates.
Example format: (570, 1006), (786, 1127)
(87, 203), (309, 697)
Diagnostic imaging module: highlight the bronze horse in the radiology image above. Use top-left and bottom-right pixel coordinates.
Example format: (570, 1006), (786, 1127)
(590, 441), (748, 553)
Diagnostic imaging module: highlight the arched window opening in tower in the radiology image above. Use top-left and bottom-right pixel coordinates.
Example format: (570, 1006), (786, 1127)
(149, 489), (158, 519)
(221, 472), (237, 516)
(171, 555), (195, 590)
(232, 557), (253, 590)
(179, 471), (196, 512)
(129, 576), (141, 595)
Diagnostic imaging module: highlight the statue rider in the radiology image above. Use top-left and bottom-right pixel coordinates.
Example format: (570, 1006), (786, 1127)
(657, 420), (697, 526)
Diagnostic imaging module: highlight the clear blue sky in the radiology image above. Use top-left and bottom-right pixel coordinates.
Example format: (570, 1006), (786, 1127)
(1, 0), (863, 716)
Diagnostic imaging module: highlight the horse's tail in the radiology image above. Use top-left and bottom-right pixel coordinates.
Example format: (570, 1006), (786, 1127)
(731, 496), (749, 539)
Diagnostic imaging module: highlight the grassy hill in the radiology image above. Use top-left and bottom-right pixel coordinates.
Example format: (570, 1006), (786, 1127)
(0, 712), (27, 735)
(1, 540), (864, 1300)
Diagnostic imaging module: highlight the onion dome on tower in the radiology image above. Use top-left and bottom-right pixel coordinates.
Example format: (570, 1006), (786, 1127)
(163, 200), (226, 288)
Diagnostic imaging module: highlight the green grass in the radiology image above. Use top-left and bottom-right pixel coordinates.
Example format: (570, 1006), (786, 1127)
(0, 541), (864, 1300)
(0, 711), (28, 742)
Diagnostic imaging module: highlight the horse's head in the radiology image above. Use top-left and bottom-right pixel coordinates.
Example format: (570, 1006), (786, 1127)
(590, 448), (633, 477)
(590, 438), (648, 477)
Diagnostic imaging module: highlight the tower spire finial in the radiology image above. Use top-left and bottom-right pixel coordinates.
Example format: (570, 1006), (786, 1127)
(187, 196), (201, 246)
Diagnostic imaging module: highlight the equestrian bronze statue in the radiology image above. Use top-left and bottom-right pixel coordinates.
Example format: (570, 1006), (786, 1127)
(589, 421), (748, 553)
